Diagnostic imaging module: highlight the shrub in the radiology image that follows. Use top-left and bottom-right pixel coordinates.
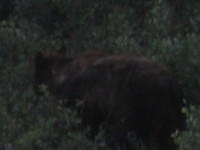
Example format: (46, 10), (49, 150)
(175, 106), (200, 150)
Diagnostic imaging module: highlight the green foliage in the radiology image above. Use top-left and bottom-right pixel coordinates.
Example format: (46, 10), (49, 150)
(175, 106), (200, 150)
(0, 0), (199, 149)
(149, 34), (200, 104)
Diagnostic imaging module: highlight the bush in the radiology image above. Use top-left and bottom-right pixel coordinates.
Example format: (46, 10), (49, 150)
(175, 106), (200, 150)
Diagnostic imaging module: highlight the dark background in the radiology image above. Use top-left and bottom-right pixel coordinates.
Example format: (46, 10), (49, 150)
(0, 0), (199, 149)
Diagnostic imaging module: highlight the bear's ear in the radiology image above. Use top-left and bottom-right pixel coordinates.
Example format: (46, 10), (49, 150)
(34, 51), (54, 69)
(35, 51), (47, 67)
(34, 52), (55, 84)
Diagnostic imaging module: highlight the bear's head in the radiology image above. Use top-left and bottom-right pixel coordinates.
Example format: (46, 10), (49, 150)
(34, 51), (74, 96)
(34, 50), (107, 100)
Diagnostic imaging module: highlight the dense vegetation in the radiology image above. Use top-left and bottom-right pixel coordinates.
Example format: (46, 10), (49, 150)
(0, 0), (199, 149)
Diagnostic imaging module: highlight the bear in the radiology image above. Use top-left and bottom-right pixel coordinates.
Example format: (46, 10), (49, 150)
(34, 51), (186, 150)
(76, 54), (186, 150)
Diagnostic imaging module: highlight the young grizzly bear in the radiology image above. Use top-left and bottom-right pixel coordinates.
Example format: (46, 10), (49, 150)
(34, 51), (185, 150)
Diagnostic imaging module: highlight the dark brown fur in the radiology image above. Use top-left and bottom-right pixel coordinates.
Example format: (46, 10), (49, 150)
(79, 54), (185, 149)
(34, 51), (185, 150)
